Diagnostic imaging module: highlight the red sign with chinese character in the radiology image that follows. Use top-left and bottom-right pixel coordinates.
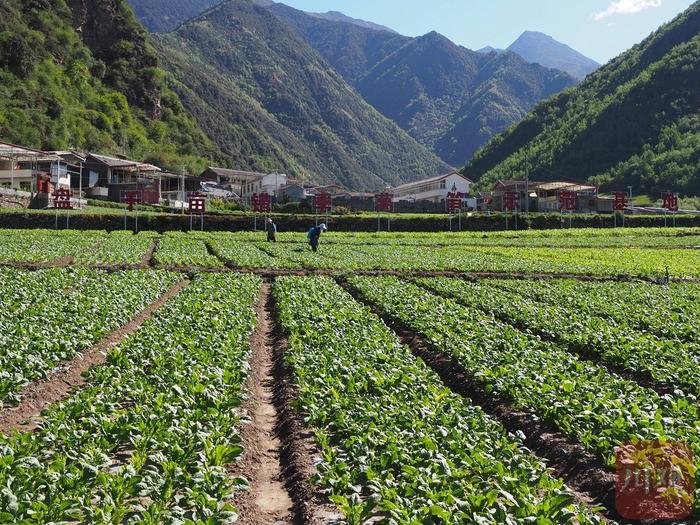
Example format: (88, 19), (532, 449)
(616, 440), (695, 520)
(188, 193), (206, 213)
(662, 192), (679, 212)
(613, 192), (629, 211)
(446, 191), (465, 213)
(122, 190), (143, 212)
(52, 188), (73, 210)
(375, 193), (393, 213)
(559, 190), (577, 211)
(251, 193), (271, 213)
(503, 191), (519, 211)
(314, 193), (332, 213)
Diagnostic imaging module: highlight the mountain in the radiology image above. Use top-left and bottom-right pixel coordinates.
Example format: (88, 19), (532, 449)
(476, 46), (503, 54)
(307, 10), (397, 34)
(507, 31), (600, 80)
(265, 3), (410, 83)
(266, 4), (577, 167)
(126, 0), (222, 32)
(153, 0), (448, 190)
(463, 2), (700, 197)
(0, 0), (221, 172)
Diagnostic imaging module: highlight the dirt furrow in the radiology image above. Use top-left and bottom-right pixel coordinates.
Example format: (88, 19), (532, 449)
(338, 278), (622, 523)
(141, 237), (158, 268)
(0, 278), (190, 434)
(1, 260), (697, 283)
(230, 282), (294, 525)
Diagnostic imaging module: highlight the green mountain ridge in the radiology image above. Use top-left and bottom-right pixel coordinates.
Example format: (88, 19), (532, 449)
(266, 3), (577, 167)
(0, 0), (221, 172)
(153, 0), (448, 189)
(462, 1), (700, 197)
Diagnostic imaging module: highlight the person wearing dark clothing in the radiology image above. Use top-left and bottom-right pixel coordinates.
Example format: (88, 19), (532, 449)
(307, 223), (327, 252)
(267, 218), (277, 242)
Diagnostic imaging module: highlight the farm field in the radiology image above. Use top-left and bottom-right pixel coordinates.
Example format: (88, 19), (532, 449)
(0, 228), (699, 278)
(0, 227), (698, 523)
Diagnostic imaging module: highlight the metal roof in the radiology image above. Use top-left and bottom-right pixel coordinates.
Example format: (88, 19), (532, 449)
(86, 153), (160, 172)
(535, 181), (597, 192)
(0, 142), (58, 161)
(392, 171), (472, 191)
(203, 167), (267, 181)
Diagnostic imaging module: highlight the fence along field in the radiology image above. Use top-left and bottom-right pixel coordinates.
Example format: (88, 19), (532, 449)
(0, 226), (699, 522)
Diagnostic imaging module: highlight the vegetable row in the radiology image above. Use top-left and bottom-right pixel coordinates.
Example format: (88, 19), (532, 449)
(0, 273), (261, 523)
(492, 278), (700, 344)
(0, 268), (179, 405)
(346, 276), (700, 499)
(273, 276), (600, 523)
(415, 277), (700, 397)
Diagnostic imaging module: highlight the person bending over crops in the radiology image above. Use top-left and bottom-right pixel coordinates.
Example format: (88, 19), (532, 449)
(267, 218), (277, 242)
(307, 223), (327, 252)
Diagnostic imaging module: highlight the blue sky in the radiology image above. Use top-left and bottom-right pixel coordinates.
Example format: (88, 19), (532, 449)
(277, 0), (696, 63)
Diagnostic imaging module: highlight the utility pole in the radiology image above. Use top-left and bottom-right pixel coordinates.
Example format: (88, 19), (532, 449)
(181, 165), (186, 215)
(79, 162), (83, 208)
(525, 148), (530, 213)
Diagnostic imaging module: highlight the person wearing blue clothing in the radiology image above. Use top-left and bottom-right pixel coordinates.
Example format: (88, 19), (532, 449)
(307, 223), (327, 252)
(267, 218), (277, 242)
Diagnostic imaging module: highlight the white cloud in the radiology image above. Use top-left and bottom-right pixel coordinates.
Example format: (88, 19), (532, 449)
(594, 0), (663, 21)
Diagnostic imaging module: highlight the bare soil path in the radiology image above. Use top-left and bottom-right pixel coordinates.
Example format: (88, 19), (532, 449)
(0, 278), (190, 434)
(232, 282), (295, 524)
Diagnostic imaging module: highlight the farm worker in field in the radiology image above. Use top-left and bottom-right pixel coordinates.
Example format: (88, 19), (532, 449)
(267, 218), (277, 242)
(307, 223), (327, 252)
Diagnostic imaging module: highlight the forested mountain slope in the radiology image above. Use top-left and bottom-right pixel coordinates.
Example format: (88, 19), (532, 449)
(126, 0), (221, 32)
(463, 1), (700, 196)
(0, 0), (221, 172)
(154, 0), (448, 189)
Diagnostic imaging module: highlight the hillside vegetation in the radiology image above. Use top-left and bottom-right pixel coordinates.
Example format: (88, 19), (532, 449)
(126, 0), (221, 32)
(0, 0), (222, 172)
(154, 0), (448, 189)
(463, 1), (700, 196)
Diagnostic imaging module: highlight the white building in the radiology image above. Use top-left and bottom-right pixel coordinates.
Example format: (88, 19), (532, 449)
(0, 142), (61, 193)
(200, 168), (287, 200)
(392, 171), (473, 203)
(241, 172), (288, 199)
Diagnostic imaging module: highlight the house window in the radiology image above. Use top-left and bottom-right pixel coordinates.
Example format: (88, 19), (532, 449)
(440, 180), (446, 190)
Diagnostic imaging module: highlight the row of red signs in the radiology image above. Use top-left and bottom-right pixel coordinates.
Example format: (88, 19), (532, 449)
(254, 192), (392, 213)
(53, 188), (681, 214)
(119, 190), (205, 213)
(501, 190), (680, 212)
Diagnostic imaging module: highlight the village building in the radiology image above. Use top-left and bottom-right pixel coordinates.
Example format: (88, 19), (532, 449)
(200, 167), (287, 200)
(0, 142), (61, 193)
(81, 153), (162, 204)
(391, 171), (473, 204)
(491, 180), (598, 212)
